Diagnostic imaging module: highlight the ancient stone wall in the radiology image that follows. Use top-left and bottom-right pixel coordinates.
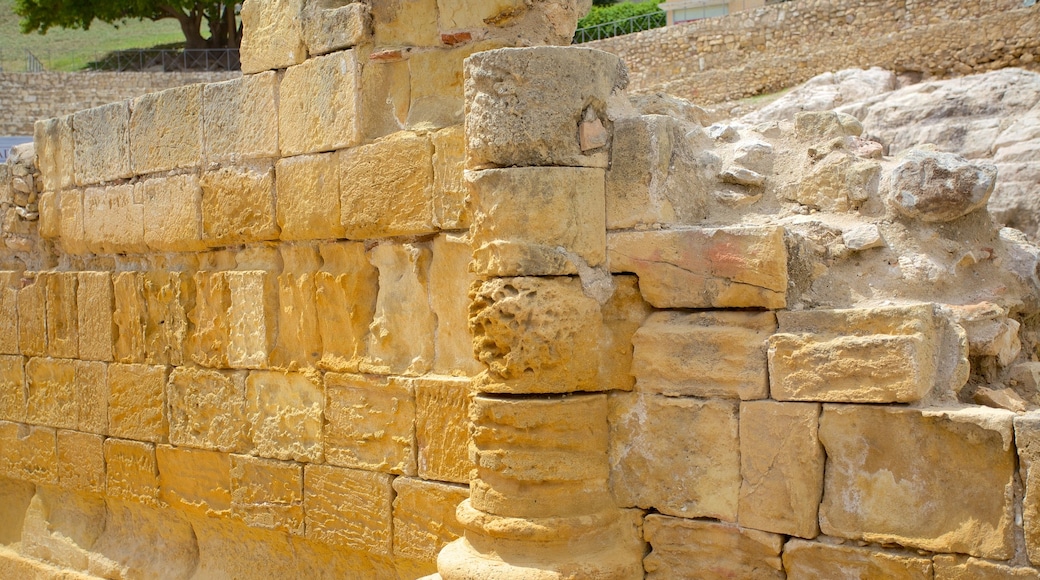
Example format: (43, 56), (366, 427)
(0, 72), (240, 136)
(584, 0), (1040, 104)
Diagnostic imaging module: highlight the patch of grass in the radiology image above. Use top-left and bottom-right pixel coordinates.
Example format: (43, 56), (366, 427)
(0, 0), (184, 72)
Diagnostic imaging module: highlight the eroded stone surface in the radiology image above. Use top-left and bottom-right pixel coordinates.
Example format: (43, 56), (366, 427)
(643, 515), (784, 580)
(782, 540), (933, 579)
(324, 373), (415, 474)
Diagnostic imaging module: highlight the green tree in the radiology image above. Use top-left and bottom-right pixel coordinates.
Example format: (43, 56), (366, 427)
(14, 0), (241, 49)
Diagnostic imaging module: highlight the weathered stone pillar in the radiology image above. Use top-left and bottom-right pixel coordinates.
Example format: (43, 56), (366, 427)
(436, 46), (643, 579)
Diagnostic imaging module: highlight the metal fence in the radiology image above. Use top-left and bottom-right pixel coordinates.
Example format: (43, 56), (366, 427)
(88, 48), (241, 72)
(0, 48), (54, 72)
(573, 11), (667, 43)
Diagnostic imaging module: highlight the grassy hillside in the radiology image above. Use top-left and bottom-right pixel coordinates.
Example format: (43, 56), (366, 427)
(0, 0), (184, 71)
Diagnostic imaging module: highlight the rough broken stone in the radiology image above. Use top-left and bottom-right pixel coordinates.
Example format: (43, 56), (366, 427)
(72, 102), (131, 186)
(324, 373), (415, 475)
(230, 454), (304, 534)
(245, 371), (324, 463)
(886, 149), (997, 222)
(782, 540), (933, 579)
(129, 84), (202, 174)
(933, 554), (1040, 579)
(279, 50), (361, 156)
(842, 223), (884, 251)
(974, 386), (1027, 412)
(643, 515), (784, 580)
(948, 302), (1022, 366)
(240, 0), (307, 74)
(303, 463), (394, 555)
(203, 72), (280, 162)
(142, 271), (192, 367)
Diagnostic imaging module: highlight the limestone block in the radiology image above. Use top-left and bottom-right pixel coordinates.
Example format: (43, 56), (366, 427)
(275, 153), (343, 240)
(138, 175), (206, 252)
(468, 167), (606, 276)
(358, 55), (409, 142)
(76, 272), (114, 362)
(339, 132), (436, 239)
(240, 0), (306, 74)
(315, 242), (378, 372)
(598, 275), (652, 393)
(17, 274), (46, 357)
(189, 271), (230, 368)
(370, 0), (439, 47)
(303, 464), (394, 555)
(436, 0), (524, 30)
(465, 47), (626, 169)
(129, 84), (203, 174)
(302, 0), (370, 56)
(643, 515), (784, 580)
(769, 304), (967, 403)
(431, 125), (468, 229)
(819, 405), (1016, 559)
(203, 72), (280, 162)
(470, 277), (603, 393)
(407, 42), (503, 129)
(230, 454), (304, 534)
(38, 191), (59, 239)
(270, 247), (322, 370)
(142, 271), (193, 366)
(44, 272), (78, 359)
(363, 243), (435, 376)
(104, 438), (158, 506)
(933, 554), (1040, 579)
(324, 373), (415, 474)
(112, 272), (146, 364)
(74, 360), (108, 435)
(738, 401), (824, 539)
(58, 189), (88, 255)
(469, 393), (610, 519)
(57, 429), (105, 494)
(245, 371), (324, 463)
(430, 234), (482, 376)
(782, 540), (933, 579)
(0, 272), (16, 355)
(610, 393), (740, 521)
(412, 376), (472, 484)
(0, 356), (24, 422)
(392, 477), (468, 563)
(35, 115), (75, 192)
(227, 270), (276, 369)
(0, 421), (57, 485)
(632, 311), (775, 399)
(608, 227), (788, 309)
(108, 363), (168, 443)
(83, 184), (146, 254)
(279, 50), (361, 156)
(1014, 412), (1040, 565)
(167, 367), (250, 453)
(200, 164), (278, 245)
(25, 357), (76, 429)
(72, 101), (131, 186)
(156, 445), (231, 517)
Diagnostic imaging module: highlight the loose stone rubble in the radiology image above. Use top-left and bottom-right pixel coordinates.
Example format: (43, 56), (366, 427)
(3, 0), (1040, 578)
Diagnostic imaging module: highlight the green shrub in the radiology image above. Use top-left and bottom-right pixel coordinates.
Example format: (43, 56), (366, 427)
(575, 1), (665, 42)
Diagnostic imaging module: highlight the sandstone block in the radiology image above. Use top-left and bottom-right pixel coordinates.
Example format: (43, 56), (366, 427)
(142, 271), (193, 366)
(200, 164), (278, 245)
(108, 363), (167, 443)
(431, 126), (467, 229)
(138, 175), (206, 252)
(370, 0), (438, 46)
(598, 275), (653, 393)
(38, 191), (59, 239)
(167, 367), (249, 453)
(35, 115), (74, 192)
(0, 421), (57, 485)
(769, 304), (968, 403)
(470, 277), (603, 393)
(189, 271), (230, 368)
(0, 356), (24, 422)
(430, 235), (482, 376)
(436, 0), (524, 31)
(230, 454), (303, 534)
(407, 41), (503, 129)
(0, 272), (16, 355)
(886, 149), (996, 223)
(315, 242), (378, 372)
(468, 167), (606, 276)
(782, 540), (932, 579)
(83, 184), (146, 254)
(129, 84), (203, 174)
(392, 477), (468, 563)
(112, 272), (146, 364)
(819, 405), (1016, 559)
(633, 311), (775, 399)
(227, 270), (276, 369)
(303, 464), (394, 555)
(324, 373), (415, 474)
(643, 515), (784, 580)
(76, 271), (114, 362)
(45, 272), (78, 359)
(279, 50), (360, 156)
(156, 445), (231, 517)
(74, 360), (108, 435)
(412, 376), (472, 484)
(25, 357), (76, 429)
(17, 274), (46, 357)
(56, 429), (105, 494)
(608, 227), (788, 309)
(203, 72), (280, 162)
(302, 0), (369, 56)
(58, 190), (88, 255)
(1014, 412), (1040, 566)
(275, 153), (343, 240)
(270, 247), (322, 370)
(72, 101), (131, 186)
(738, 401), (824, 539)
(240, 0), (306, 73)
(339, 132), (436, 239)
(610, 393), (740, 521)
(104, 438), (158, 506)
(465, 47), (625, 168)
(358, 55), (409, 141)
(362, 243), (435, 376)
(245, 371), (324, 463)
(933, 554), (1040, 579)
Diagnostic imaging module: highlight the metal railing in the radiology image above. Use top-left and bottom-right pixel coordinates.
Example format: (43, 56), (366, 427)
(25, 50), (44, 72)
(573, 11), (667, 43)
(88, 48), (241, 72)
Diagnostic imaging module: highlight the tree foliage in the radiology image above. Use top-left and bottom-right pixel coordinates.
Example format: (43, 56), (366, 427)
(14, 0), (241, 49)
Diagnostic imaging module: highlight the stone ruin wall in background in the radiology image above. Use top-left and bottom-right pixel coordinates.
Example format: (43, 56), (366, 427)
(3, 0), (1040, 578)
